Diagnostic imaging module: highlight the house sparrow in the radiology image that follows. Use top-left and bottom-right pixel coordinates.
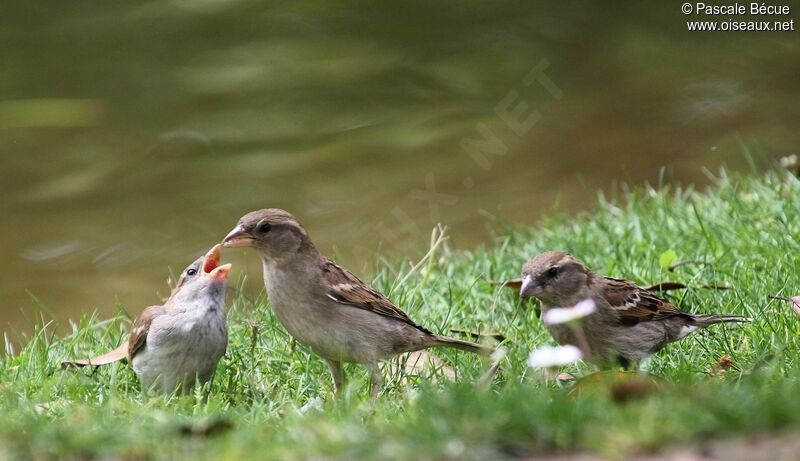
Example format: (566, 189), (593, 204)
(488, 277), (729, 293)
(222, 208), (492, 401)
(520, 251), (750, 368)
(63, 245), (231, 393)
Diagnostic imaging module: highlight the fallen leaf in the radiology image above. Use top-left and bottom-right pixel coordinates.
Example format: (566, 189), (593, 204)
(709, 354), (734, 378)
(717, 355), (734, 371)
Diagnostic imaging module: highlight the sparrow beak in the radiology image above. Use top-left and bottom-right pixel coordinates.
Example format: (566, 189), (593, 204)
(209, 263), (232, 282)
(222, 225), (254, 248)
(202, 245), (232, 281)
(519, 275), (539, 299)
(202, 244), (222, 273)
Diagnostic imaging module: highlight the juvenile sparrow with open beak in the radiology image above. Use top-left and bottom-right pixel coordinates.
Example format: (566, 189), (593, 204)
(222, 208), (492, 402)
(520, 251), (751, 368)
(64, 245), (231, 393)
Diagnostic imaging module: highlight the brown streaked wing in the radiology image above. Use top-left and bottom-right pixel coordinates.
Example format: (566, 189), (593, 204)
(320, 259), (432, 335)
(601, 277), (685, 326)
(127, 306), (166, 359)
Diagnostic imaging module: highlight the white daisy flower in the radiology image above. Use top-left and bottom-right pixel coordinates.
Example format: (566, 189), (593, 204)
(542, 298), (596, 325)
(527, 345), (582, 368)
(490, 347), (508, 363)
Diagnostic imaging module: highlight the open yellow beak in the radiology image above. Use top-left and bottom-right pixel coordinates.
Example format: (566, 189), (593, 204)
(202, 244), (232, 281)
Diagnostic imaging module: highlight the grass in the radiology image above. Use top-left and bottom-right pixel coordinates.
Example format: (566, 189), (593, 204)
(2, 169), (800, 460)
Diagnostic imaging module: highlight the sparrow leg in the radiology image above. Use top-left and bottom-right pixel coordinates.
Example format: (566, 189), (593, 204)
(323, 358), (345, 397)
(366, 362), (382, 404)
(202, 374), (216, 402)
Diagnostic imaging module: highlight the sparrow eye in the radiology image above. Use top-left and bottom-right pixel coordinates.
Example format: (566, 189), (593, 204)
(545, 267), (559, 278)
(257, 222), (272, 234)
(186, 268), (197, 276)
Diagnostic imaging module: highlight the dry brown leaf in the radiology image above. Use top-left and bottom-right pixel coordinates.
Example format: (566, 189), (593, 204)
(709, 354), (734, 378)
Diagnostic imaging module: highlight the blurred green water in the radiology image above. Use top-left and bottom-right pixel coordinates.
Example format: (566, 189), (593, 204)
(1, 0), (798, 336)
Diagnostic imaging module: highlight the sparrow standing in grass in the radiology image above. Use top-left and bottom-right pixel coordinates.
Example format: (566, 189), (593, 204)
(64, 245), (231, 393)
(222, 208), (491, 401)
(519, 251), (750, 368)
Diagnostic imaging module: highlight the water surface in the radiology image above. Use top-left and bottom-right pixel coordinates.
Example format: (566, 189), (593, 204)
(2, 1), (798, 338)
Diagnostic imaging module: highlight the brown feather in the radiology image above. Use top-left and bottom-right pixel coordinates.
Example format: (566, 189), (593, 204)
(600, 277), (686, 326)
(60, 343), (128, 369)
(320, 259), (433, 335)
(127, 306), (165, 360)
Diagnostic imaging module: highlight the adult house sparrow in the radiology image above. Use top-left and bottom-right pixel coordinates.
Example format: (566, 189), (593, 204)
(222, 208), (492, 401)
(63, 245), (231, 393)
(520, 251), (750, 368)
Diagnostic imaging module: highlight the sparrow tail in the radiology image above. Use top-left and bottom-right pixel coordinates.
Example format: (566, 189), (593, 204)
(430, 335), (494, 356)
(693, 314), (753, 327)
(60, 343), (128, 369)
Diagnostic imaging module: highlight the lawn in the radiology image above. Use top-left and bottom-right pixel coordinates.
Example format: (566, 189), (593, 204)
(2, 169), (799, 460)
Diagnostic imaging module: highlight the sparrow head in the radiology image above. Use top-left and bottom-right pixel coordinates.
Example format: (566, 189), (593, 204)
(169, 244), (231, 305)
(520, 251), (591, 304)
(222, 208), (313, 259)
